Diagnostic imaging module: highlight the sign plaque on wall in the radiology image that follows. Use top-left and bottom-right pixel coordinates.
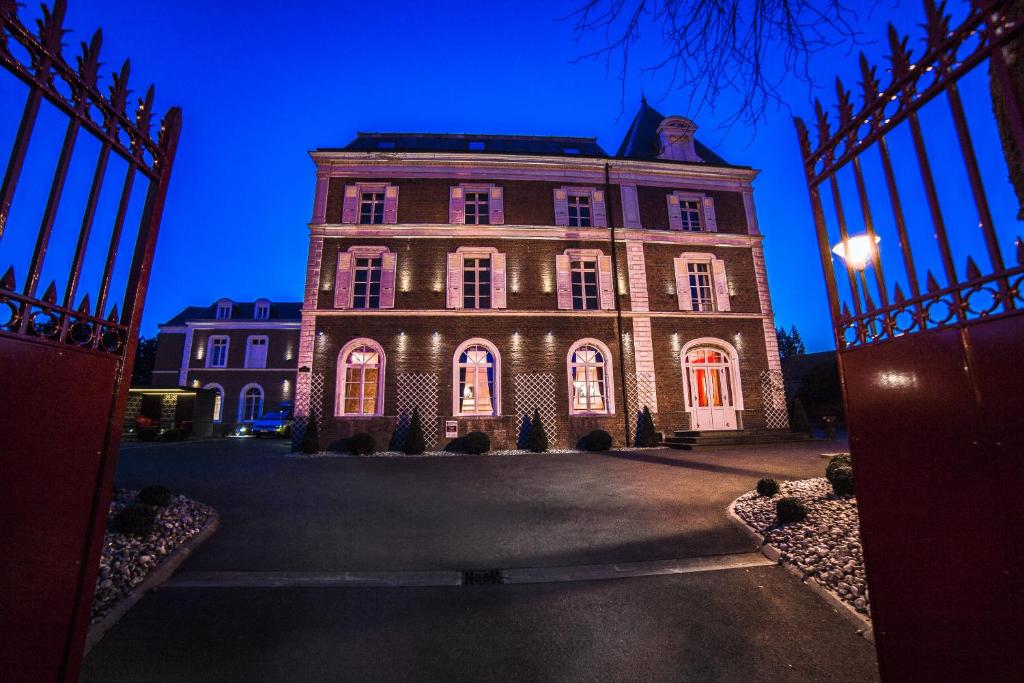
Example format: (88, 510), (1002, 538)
(445, 420), (458, 438)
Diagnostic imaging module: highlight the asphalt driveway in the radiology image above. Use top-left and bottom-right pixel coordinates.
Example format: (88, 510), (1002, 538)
(112, 438), (839, 572)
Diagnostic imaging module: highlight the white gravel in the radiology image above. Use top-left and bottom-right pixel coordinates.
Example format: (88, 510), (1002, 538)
(91, 491), (214, 623)
(287, 446), (663, 459)
(733, 477), (870, 616)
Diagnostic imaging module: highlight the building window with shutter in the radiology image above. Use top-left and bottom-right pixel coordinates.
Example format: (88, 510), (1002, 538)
(244, 336), (269, 369)
(687, 262), (715, 311)
(571, 258), (600, 310)
(568, 193), (592, 227)
(207, 336), (229, 368)
(463, 257), (491, 309)
(337, 339), (385, 416)
(668, 192), (717, 232)
(359, 191), (385, 224)
(352, 256), (383, 309)
(453, 339), (500, 417)
(567, 339), (614, 415)
(465, 190), (490, 225)
(679, 199), (702, 231)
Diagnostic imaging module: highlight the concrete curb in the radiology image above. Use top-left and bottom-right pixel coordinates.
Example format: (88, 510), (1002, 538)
(85, 510), (220, 654)
(726, 497), (874, 643)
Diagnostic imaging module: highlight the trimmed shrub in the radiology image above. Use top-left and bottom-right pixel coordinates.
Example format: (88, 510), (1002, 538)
(462, 431), (490, 455)
(525, 409), (549, 453)
(300, 416), (320, 454)
(136, 427), (158, 442)
(348, 432), (376, 455)
(635, 406), (661, 447)
(830, 465), (855, 496)
(111, 503), (157, 536)
(582, 429), (613, 452)
(137, 484), (172, 507)
(756, 478), (780, 497)
(825, 453), (852, 482)
(776, 497), (808, 524)
(789, 398), (812, 433)
(403, 408), (426, 455)
(159, 428), (186, 442)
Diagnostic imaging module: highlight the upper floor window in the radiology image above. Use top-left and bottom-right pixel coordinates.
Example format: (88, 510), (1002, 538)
(450, 185), (504, 225)
(446, 248), (506, 309)
(245, 335), (269, 369)
(337, 339), (385, 416)
(352, 256), (382, 309)
(554, 187), (607, 228)
(254, 301), (270, 320)
(464, 190), (490, 225)
(462, 256), (491, 309)
(359, 191), (385, 224)
(555, 250), (614, 311)
(687, 262), (714, 311)
(668, 192), (718, 232)
(453, 339), (500, 417)
(570, 258), (599, 310)
(567, 340), (614, 415)
(342, 184), (399, 224)
(216, 301), (232, 319)
(673, 253), (731, 312)
(207, 336), (229, 368)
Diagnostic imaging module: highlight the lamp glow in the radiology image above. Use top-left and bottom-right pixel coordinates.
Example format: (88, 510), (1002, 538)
(832, 234), (880, 270)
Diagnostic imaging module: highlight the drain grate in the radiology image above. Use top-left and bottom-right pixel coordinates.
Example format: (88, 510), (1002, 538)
(461, 569), (505, 586)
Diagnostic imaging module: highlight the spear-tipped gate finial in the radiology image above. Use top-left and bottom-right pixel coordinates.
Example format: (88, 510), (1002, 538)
(926, 271), (941, 292)
(106, 304), (119, 323)
(965, 256), (981, 280)
(77, 293), (91, 314)
(1015, 236), (1023, 266)
(41, 280), (58, 305)
(894, 282), (906, 304)
(841, 301), (852, 318)
(0, 266), (15, 290)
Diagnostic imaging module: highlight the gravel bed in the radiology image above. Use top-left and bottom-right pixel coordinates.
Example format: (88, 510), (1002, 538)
(91, 491), (215, 624)
(733, 477), (870, 616)
(287, 446), (664, 459)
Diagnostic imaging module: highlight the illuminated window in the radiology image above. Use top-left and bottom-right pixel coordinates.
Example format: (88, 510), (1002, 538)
(206, 336), (229, 368)
(352, 257), (382, 309)
(567, 193), (591, 227)
(338, 339), (384, 416)
(239, 384), (264, 422)
(244, 336), (268, 369)
(685, 348), (732, 408)
(215, 301), (232, 319)
(571, 259), (599, 310)
(463, 257), (491, 309)
(464, 190), (490, 225)
(359, 191), (385, 224)
(568, 340), (612, 415)
(204, 383), (224, 422)
(454, 339), (500, 416)
(687, 262), (714, 311)
(254, 301), (270, 320)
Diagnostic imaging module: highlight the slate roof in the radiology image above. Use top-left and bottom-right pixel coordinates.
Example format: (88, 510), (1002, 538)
(160, 301), (302, 326)
(615, 98), (731, 166)
(334, 132), (608, 158)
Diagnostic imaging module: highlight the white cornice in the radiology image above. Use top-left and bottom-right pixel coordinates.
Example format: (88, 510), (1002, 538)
(159, 321), (301, 332)
(301, 308), (766, 320)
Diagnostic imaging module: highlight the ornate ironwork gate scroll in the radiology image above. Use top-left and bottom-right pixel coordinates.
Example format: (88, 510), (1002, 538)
(0, 1), (181, 678)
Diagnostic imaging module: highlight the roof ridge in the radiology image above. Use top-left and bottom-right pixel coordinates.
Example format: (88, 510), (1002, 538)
(355, 132), (600, 142)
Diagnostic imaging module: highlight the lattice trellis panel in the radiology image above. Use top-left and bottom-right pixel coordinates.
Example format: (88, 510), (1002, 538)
(625, 371), (657, 438)
(394, 373), (440, 449)
(292, 372), (325, 445)
(513, 373), (557, 447)
(760, 370), (789, 430)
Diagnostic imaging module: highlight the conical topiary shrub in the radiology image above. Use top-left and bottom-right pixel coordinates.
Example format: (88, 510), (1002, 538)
(525, 408), (548, 453)
(404, 407), (426, 455)
(635, 405), (660, 446)
(300, 413), (320, 454)
(789, 398), (812, 434)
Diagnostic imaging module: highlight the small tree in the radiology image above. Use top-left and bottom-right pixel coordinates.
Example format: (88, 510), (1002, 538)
(300, 413), (320, 454)
(404, 408), (426, 455)
(525, 408), (549, 453)
(635, 406), (660, 446)
(789, 398), (811, 434)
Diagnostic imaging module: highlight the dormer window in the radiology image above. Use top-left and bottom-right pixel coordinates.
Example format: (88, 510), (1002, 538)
(216, 301), (232, 319)
(468, 141), (485, 151)
(254, 301), (270, 320)
(562, 147), (580, 155)
(377, 140), (396, 150)
(656, 116), (702, 162)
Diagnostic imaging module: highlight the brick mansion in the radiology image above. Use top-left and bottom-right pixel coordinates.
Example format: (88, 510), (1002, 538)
(152, 100), (787, 448)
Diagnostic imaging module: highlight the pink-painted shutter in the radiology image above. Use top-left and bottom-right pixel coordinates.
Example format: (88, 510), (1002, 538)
(334, 252), (353, 308)
(553, 189), (569, 226)
(592, 190), (608, 227)
(342, 185), (359, 224)
(491, 252), (507, 308)
(380, 251), (397, 308)
(598, 254), (615, 310)
(383, 185), (399, 224)
(555, 254), (572, 309)
(701, 196), (718, 232)
(667, 194), (683, 230)
(446, 252), (464, 309)
(620, 185), (641, 229)
(674, 257), (692, 310)
(489, 186), (505, 224)
(449, 186), (465, 224)
(312, 175), (329, 223)
(711, 257), (730, 311)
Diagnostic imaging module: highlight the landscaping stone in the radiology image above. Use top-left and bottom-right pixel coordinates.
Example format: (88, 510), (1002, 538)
(733, 477), (870, 617)
(91, 491), (215, 624)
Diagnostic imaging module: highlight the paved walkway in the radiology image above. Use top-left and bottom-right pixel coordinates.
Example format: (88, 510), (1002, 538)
(83, 438), (878, 681)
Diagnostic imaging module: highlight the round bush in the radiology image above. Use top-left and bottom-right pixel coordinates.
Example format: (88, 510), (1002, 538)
(462, 431), (490, 455)
(136, 427), (158, 442)
(756, 478), (780, 497)
(582, 429), (613, 452)
(111, 504), (157, 536)
(137, 484), (173, 507)
(825, 453), (852, 482)
(776, 496), (808, 524)
(348, 432), (377, 455)
(830, 465), (855, 496)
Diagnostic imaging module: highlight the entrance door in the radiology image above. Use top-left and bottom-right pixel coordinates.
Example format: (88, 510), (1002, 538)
(684, 347), (738, 430)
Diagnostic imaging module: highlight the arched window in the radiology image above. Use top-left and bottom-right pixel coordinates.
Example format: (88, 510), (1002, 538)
(337, 339), (385, 416)
(203, 383), (224, 422)
(453, 338), (501, 416)
(239, 384), (264, 422)
(567, 339), (615, 415)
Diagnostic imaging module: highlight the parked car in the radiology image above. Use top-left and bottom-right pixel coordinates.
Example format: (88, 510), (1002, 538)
(249, 405), (294, 438)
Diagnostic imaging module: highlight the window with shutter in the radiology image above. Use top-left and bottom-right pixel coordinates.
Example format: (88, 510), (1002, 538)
(592, 190), (608, 227)
(488, 187), (505, 224)
(383, 185), (399, 224)
(334, 252), (353, 309)
(555, 254), (572, 309)
(701, 196), (718, 232)
(597, 254), (615, 309)
(553, 189), (570, 226)
(342, 185), (359, 224)
(446, 252), (464, 309)
(449, 186), (465, 224)
(379, 252), (397, 308)
(674, 253), (730, 311)
(491, 252), (507, 308)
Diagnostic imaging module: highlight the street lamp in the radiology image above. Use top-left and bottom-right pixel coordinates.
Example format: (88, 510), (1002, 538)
(832, 234), (881, 311)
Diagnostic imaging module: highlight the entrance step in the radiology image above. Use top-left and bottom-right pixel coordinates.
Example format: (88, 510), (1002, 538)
(664, 429), (814, 450)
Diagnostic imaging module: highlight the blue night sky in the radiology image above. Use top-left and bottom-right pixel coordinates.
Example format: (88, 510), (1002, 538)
(1, 0), (1018, 351)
